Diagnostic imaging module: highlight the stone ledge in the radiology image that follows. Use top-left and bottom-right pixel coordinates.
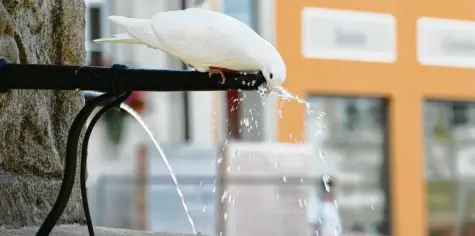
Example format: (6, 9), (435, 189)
(0, 224), (198, 236)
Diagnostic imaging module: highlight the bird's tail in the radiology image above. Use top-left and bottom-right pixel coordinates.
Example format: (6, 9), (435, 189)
(93, 16), (159, 46)
(93, 33), (143, 44)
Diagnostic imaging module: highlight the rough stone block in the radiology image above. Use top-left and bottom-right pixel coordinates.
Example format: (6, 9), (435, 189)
(0, 0), (86, 229)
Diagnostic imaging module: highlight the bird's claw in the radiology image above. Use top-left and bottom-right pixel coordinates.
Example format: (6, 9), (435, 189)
(208, 68), (227, 84)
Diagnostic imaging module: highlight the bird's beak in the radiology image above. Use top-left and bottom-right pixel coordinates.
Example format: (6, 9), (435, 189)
(265, 84), (272, 96)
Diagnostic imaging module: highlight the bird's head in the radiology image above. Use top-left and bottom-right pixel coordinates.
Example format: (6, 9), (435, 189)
(261, 58), (286, 93)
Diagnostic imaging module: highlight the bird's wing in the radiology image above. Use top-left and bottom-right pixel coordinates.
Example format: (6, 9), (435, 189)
(150, 9), (260, 70)
(106, 16), (161, 48)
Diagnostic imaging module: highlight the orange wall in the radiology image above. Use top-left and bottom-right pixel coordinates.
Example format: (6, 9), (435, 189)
(275, 0), (475, 236)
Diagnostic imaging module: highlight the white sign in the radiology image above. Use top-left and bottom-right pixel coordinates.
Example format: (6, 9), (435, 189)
(301, 7), (397, 63)
(418, 17), (475, 68)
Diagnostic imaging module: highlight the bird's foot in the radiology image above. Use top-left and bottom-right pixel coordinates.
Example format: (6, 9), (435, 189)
(208, 67), (239, 84)
(208, 67), (226, 84)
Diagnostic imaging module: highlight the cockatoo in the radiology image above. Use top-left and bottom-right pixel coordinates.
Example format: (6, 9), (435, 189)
(93, 8), (286, 93)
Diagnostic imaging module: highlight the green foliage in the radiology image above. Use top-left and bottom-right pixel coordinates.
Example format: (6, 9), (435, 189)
(103, 108), (126, 145)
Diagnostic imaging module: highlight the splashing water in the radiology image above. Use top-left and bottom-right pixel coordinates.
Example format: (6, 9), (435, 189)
(271, 86), (313, 113)
(263, 86), (339, 227)
(260, 85), (326, 123)
(260, 85), (333, 191)
(270, 86), (328, 163)
(120, 103), (198, 235)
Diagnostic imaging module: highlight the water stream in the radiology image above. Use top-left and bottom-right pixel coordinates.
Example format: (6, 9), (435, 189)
(118, 85), (326, 235)
(120, 103), (198, 235)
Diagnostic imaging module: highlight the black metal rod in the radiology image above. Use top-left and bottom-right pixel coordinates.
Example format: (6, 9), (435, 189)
(83, 91), (104, 102)
(81, 92), (132, 236)
(36, 93), (115, 236)
(0, 59), (265, 92)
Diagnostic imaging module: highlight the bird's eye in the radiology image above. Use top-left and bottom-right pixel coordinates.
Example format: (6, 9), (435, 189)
(269, 73), (274, 79)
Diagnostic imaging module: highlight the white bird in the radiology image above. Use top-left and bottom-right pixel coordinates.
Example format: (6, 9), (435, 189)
(93, 8), (286, 92)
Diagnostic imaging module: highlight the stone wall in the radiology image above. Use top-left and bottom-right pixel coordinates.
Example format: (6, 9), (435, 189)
(0, 0), (86, 229)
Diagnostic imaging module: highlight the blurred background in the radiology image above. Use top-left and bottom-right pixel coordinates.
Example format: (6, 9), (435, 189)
(83, 0), (475, 235)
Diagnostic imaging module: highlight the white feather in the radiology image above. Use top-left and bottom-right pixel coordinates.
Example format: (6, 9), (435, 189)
(93, 33), (142, 44)
(93, 8), (287, 88)
(94, 16), (160, 48)
(149, 8), (265, 72)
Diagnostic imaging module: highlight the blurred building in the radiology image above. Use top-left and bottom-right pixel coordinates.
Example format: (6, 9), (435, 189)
(277, 1), (475, 236)
(84, 0), (475, 236)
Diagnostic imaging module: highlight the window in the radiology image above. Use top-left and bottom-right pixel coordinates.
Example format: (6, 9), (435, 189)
(345, 101), (359, 131)
(425, 101), (475, 236)
(339, 98), (382, 134)
(369, 102), (382, 126)
(85, 4), (104, 66)
(222, 0), (257, 29)
(451, 102), (468, 126)
(305, 96), (391, 235)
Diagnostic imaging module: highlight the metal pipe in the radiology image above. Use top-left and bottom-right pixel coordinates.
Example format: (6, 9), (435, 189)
(0, 59), (265, 92)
